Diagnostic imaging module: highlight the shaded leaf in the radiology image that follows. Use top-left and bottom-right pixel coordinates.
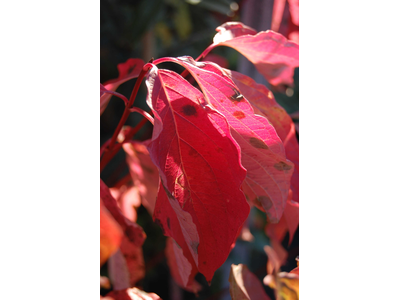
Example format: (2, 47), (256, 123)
(210, 22), (299, 86)
(120, 235), (145, 287)
(145, 65), (250, 282)
(165, 237), (202, 293)
(101, 199), (123, 266)
(165, 57), (293, 222)
(229, 264), (271, 300)
(122, 141), (159, 216)
(101, 58), (145, 115)
(154, 182), (199, 288)
(101, 179), (146, 247)
(108, 249), (130, 291)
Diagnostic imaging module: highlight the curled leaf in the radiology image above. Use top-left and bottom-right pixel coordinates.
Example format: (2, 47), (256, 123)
(210, 22), (299, 86)
(101, 58), (145, 114)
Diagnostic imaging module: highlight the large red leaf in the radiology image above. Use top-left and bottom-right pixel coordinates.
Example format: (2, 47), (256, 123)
(145, 65), (250, 282)
(210, 22), (299, 86)
(162, 57), (293, 222)
(101, 58), (145, 115)
(227, 69), (299, 204)
(229, 264), (271, 300)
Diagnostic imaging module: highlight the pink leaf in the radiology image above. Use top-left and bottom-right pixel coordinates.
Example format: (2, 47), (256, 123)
(227, 69), (299, 204)
(145, 65), (250, 282)
(110, 185), (141, 222)
(101, 58), (145, 115)
(163, 57), (293, 222)
(210, 22), (299, 86)
(213, 22), (257, 44)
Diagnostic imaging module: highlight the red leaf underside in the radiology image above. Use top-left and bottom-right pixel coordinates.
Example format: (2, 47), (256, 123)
(145, 65), (250, 282)
(211, 22), (299, 86)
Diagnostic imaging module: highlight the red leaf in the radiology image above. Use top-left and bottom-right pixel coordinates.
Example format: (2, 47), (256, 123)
(229, 264), (271, 300)
(227, 69), (299, 204)
(154, 182), (199, 288)
(213, 22), (257, 44)
(119, 235), (145, 287)
(272, 0), (299, 43)
(101, 179), (146, 247)
(122, 142), (159, 216)
(163, 57), (293, 222)
(210, 22), (299, 86)
(100, 199), (123, 266)
(145, 65), (250, 282)
(101, 58), (145, 115)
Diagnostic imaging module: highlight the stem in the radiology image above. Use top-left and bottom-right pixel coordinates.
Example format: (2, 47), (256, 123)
(100, 117), (149, 173)
(129, 107), (154, 125)
(100, 63), (153, 171)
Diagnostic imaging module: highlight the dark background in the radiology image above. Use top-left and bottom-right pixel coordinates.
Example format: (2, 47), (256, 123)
(100, 0), (299, 299)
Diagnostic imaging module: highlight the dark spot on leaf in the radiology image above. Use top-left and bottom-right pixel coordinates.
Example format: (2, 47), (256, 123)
(167, 217), (171, 230)
(190, 241), (199, 254)
(188, 147), (197, 156)
(274, 161), (293, 171)
(127, 64), (137, 74)
(233, 111), (245, 119)
(182, 104), (197, 116)
(229, 88), (244, 104)
(154, 218), (165, 234)
(258, 196), (273, 210)
(203, 261), (206, 265)
(249, 137), (269, 149)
